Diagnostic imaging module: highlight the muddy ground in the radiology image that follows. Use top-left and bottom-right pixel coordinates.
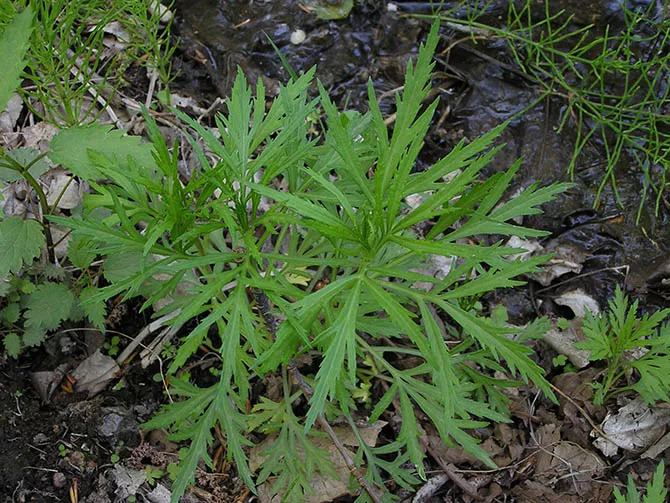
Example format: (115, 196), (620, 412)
(1, 1), (668, 502)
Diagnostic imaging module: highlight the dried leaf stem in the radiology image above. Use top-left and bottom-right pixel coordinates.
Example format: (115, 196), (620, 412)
(287, 359), (386, 503)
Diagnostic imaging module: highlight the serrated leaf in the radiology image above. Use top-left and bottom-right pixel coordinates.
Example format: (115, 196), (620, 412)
(67, 233), (98, 269)
(79, 286), (107, 330)
(48, 124), (157, 180)
(0, 217), (45, 277)
(22, 325), (46, 347)
(398, 387), (425, 479)
(306, 279), (361, 430)
(4, 332), (21, 358)
(0, 6), (33, 112)
(1, 302), (20, 323)
(23, 282), (74, 331)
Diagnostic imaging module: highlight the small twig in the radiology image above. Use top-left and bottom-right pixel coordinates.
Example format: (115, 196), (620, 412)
(115, 310), (181, 365)
(549, 382), (608, 440)
(145, 67), (159, 110)
(286, 360), (385, 503)
(534, 265), (628, 294)
(412, 473), (449, 503)
(421, 442), (483, 500)
(197, 97), (225, 123)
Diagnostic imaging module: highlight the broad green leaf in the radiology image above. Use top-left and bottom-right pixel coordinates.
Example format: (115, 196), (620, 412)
(303, 0), (353, 19)
(0, 6), (33, 112)
(49, 124), (157, 180)
(4, 332), (21, 358)
(1, 302), (20, 324)
(22, 325), (47, 347)
(0, 217), (45, 277)
(23, 282), (74, 331)
(103, 251), (146, 283)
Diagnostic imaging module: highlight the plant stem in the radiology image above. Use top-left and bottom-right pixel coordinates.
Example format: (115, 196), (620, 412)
(286, 360), (386, 503)
(0, 152), (56, 263)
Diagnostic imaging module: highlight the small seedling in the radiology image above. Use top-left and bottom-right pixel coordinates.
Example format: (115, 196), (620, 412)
(575, 286), (670, 405)
(104, 335), (121, 357)
(144, 467), (165, 487)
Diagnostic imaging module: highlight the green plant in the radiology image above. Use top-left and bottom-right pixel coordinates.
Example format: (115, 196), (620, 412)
(0, 6), (106, 357)
(575, 286), (670, 406)
(614, 461), (668, 503)
(58, 443), (69, 458)
(144, 466), (164, 486)
(53, 21), (567, 502)
(104, 334), (122, 356)
(424, 0), (669, 221)
(0, 0), (176, 126)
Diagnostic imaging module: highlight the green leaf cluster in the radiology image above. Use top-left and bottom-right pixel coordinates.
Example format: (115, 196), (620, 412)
(54, 21), (567, 502)
(0, 0), (176, 125)
(613, 461), (667, 503)
(0, 7), (106, 357)
(576, 286), (670, 405)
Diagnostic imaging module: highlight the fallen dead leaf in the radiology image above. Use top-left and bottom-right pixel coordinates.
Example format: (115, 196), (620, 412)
(554, 289), (600, 317)
(46, 174), (83, 209)
(71, 350), (120, 397)
(0, 94), (23, 132)
(593, 398), (670, 456)
(542, 319), (591, 369)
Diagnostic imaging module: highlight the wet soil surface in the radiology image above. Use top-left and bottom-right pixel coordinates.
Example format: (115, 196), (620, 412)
(2, 1), (669, 501)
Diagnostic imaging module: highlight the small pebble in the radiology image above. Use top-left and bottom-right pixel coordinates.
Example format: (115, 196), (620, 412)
(290, 29), (306, 45)
(53, 472), (67, 489)
(387, 2), (398, 12)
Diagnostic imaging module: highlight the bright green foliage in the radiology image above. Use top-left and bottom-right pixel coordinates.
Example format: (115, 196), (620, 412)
(79, 286), (107, 330)
(249, 391), (338, 500)
(0, 0), (175, 125)
(55, 21), (567, 502)
(0, 2), (110, 358)
(0, 217), (45, 277)
(49, 124), (157, 179)
(613, 461), (668, 503)
(23, 282), (74, 332)
(0, 148), (49, 183)
(576, 286), (670, 405)
(0, 5), (32, 112)
(0, 274), (103, 355)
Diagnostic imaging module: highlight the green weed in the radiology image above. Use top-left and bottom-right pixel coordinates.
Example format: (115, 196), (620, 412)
(575, 286), (670, 406)
(0, 0), (176, 125)
(51, 21), (568, 501)
(614, 461), (668, 503)
(0, 6), (106, 357)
